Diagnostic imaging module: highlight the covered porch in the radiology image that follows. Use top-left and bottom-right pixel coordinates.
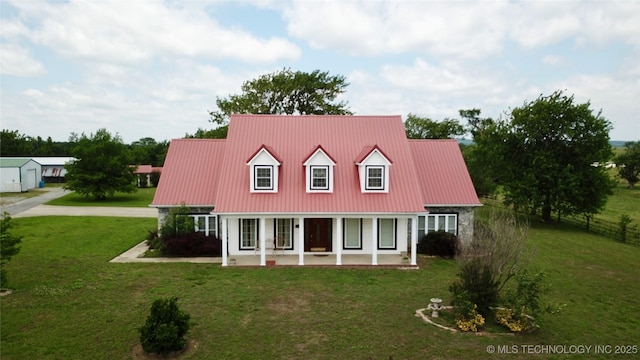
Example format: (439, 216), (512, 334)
(220, 214), (421, 267)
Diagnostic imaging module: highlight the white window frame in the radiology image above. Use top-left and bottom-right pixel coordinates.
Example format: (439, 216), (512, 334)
(275, 218), (293, 249)
(240, 218), (258, 250)
(254, 166), (273, 190)
(377, 218), (396, 249)
(343, 218), (362, 249)
(366, 166), (385, 190)
(425, 214), (458, 235)
(310, 166), (329, 190)
(190, 214), (217, 237)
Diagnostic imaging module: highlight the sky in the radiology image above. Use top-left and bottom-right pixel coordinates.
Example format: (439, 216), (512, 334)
(1, 0), (639, 144)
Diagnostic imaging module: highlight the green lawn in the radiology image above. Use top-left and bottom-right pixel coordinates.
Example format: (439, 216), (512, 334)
(1, 216), (639, 359)
(45, 187), (156, 207)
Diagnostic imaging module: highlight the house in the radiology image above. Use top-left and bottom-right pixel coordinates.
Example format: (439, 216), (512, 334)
(151, 115), (481, 266)
(0, 158), (42, 192)
(133, 165), (162, 187)
(31, 157), (75, 183)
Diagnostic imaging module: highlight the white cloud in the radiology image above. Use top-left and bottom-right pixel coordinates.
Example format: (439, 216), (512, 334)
(0, 43), (46, 77)
(8, 0), (301, 66)
(283, 1), (508, 59)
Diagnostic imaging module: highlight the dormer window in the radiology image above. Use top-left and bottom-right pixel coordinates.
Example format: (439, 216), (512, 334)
(311, 166), (329, 190)
(355, 145), (392, 193)
(303, 145), (336, 193)
(247, 145), (281, 193)
(366, 166), (384, 190)
(255, 166), (273, 190)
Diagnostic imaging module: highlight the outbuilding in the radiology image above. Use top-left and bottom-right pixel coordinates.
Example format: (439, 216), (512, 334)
(0, 158), (43, 192)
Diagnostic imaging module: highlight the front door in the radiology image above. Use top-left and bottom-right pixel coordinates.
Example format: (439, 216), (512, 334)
(304, 218), (332, 252)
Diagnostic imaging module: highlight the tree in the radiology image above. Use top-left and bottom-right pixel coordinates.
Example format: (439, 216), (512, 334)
(207, 68), (352, 136)
(139, 297), (190, 355)
(480, 91), (614, 221)
(404, 114), (465, 139)
(64, 129), (136, 200)
(129, 137), (169, 167)
(1, 212), (22, 288)
(459, 109), (500, 197)
(616, 141), (640, 188)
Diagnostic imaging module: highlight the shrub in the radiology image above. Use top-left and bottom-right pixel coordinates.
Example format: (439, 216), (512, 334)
(162, 232), (221, 257)
(160, 205), (195, 239)
(417, 231), (459, 258)
(455, 304), (485, 332)
(139, 297), (190, 355)
(497, 270), (549, 332)
(1, 212), (22, 288)
(147, 229), (162, 251)
(449, 259), (499, 317)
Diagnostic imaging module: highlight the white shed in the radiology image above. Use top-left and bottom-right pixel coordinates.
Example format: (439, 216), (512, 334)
(31, 157), (75, 183)
(0, 158), (42, 192)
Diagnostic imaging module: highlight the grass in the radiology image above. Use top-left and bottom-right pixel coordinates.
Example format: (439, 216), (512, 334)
(600, 175), (640, 224)
(2, 216), (639, 359)
(45, 187), (156, 207)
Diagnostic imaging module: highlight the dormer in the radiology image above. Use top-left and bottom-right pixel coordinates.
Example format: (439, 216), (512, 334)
(246, 145), (282, 193)
(303, 145), (336, 193)
(355, 145), (392, 193)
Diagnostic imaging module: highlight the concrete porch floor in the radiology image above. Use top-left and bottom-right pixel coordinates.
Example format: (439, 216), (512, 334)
(228, 253), (416, 268)
(110, 241), (418, 268)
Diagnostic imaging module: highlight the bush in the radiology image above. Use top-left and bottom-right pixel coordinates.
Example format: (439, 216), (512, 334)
(449, 259), (499, 317)
(162, 232), (221, 257)
(160, 205), (195, 239)
(497, 270), (549, 332)
(417, 231), (459, 258)
(147, 229), (162, 251)
(1, 212), (22, 288)
(139, 297), (190, 355)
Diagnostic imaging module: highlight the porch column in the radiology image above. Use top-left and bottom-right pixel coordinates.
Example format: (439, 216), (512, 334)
(335, 216), (342, 265)
(298, 217), (304, 265)
(221, 217), (228, 267)
(259, 217), (266, 266)
(411, 215), (418, 266)
(371, 216), (378, 266)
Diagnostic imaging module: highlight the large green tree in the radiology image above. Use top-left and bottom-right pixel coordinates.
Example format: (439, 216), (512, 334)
(616, 141), (640, 188)
(479, 91), (614, 221)
(459, 109), (501, 197)
(404, 114), (465, 139)
(64, 129), (136, 200)
(206, 68), (352, 137)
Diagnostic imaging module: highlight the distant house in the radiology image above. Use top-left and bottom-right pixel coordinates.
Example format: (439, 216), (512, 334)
(31, 157), (75, 183)
(151, 115), (481, 266)
(133, 165), (162, 187)
(0, 158), (42, 192)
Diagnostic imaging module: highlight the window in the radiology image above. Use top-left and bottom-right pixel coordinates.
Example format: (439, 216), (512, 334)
(275, 218), (293, 249)
(425, 214), (457, 235)
(343, 218), (362, 249)
(366, 166), (384, 190)
(191, 214), (217, 237)
(254, 166), (273, 190)
(240, 218), (258, 250)
(311, 166), (329, 190)
(378, 218), (396, 249)
(418, 216), (426, 240)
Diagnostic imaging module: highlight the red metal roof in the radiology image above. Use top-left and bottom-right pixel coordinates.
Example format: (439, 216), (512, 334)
(215, 114), (425, 213)
(152, 116), (480, 212)
(408, 139), (481, 206)
(151, 139), (226, 207)
(134, 165), (153, 174)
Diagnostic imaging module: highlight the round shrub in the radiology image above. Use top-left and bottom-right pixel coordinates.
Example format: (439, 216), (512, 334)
(139, 297), (190, 355)
(417, 231), (460, 258)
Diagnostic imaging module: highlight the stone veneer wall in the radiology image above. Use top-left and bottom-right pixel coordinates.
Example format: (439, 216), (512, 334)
(427, 206), (477, 245)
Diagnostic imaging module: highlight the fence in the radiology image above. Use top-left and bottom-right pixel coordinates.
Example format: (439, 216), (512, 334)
(480, 197), (640, 246)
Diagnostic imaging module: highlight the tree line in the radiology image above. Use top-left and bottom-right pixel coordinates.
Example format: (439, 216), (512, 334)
(4, 68), (637, 218)
(0, 129), (169, 168)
